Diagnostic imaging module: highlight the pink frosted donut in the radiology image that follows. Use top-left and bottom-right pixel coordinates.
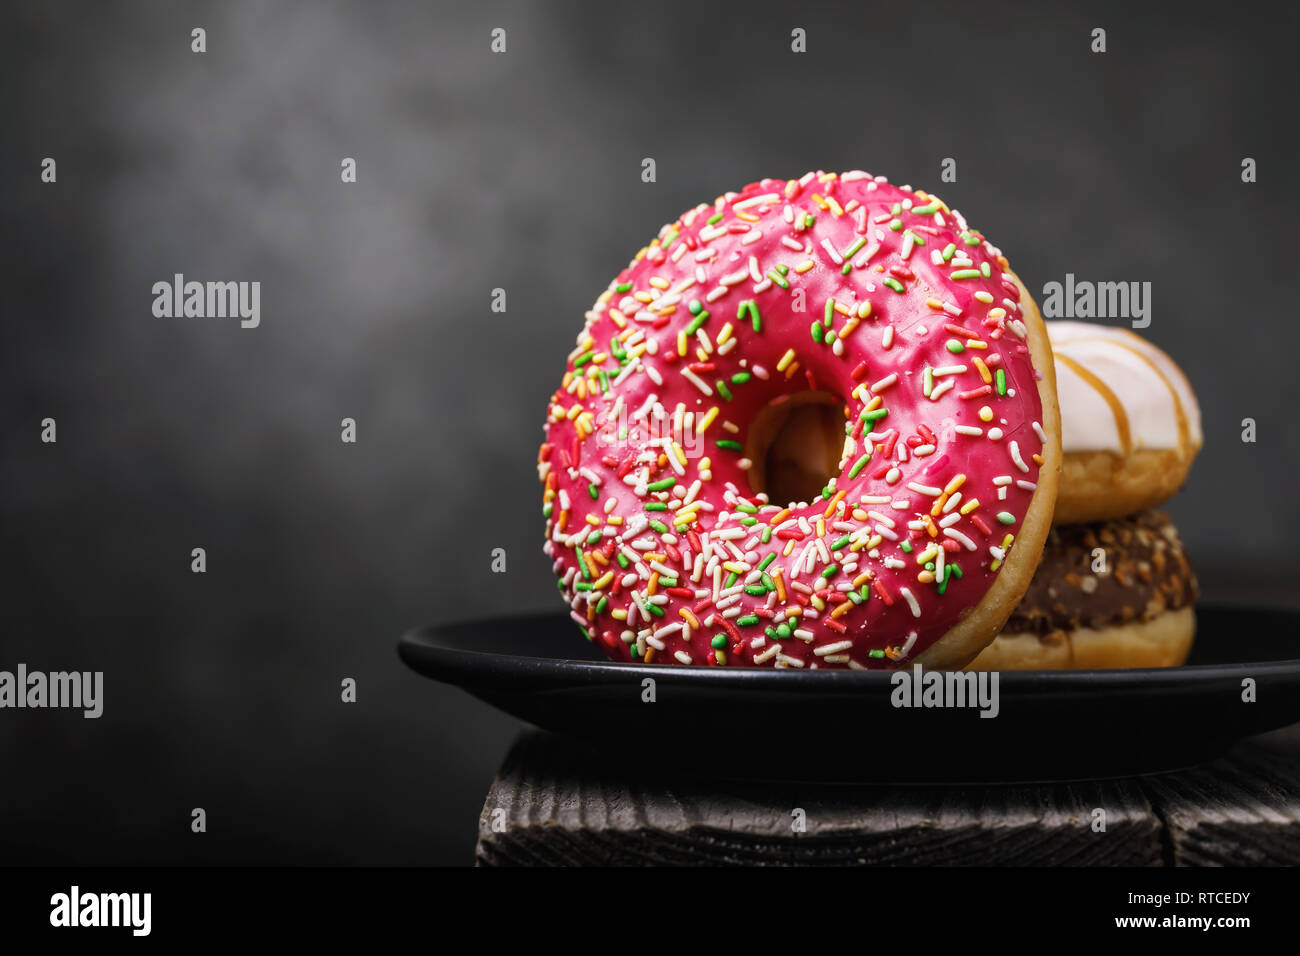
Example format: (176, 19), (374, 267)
(538, 171), (1061, 669)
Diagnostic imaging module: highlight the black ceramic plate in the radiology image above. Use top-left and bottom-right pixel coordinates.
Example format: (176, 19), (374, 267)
(399, 605), (1300, 782)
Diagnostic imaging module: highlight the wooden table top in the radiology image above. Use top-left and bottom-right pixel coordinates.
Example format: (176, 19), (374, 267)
(476, 725), (1300, 866)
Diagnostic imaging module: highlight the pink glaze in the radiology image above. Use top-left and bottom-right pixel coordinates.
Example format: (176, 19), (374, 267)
(538, 171), (1048, 669)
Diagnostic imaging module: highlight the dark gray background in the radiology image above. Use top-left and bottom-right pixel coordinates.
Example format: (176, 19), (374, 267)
(2, 1), (1296, 864)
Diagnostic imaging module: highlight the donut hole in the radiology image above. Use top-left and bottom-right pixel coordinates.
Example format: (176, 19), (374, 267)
(744, 391), (848, 508)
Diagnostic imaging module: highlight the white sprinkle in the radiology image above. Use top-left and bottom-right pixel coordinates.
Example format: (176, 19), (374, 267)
(870, 373), (898, 393)
(1009, 440), (1029, 473)
(955, 425), (983, 436)
(928, 379), (956, 401)
(820, 238), (844, 264)
(987, 427), (1003, 440)
(1016, 479), (1037, 492)
(1032, 421), (1047, 443)
(674, 650), (693, 665)
(815, 640), (854, 657)
(944, 528), (977, 551)
(681, 368), (713, 396)
(899, 587), (921, 618)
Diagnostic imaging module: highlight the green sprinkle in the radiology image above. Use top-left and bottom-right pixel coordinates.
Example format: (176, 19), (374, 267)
(707, 212), (724, 226)
(869, 649), (886, 659)
(717, 439), (744, 452)
(716, 381), (733, 401)
(735, 501), (758, 514)
(776, 264), (789, 275)
(737, 614), (760, 627)
(744, 584), (768, 596)
(616, 553), (629, 569)
(811, 321), (824, 344)
(997, 511), (1016, 525)
(803, 213), (815, 229)
(912, 203), (937, 215)
(905, 229), (925, 246)
(767, 271), (790, 290)
(588, 483), (600, 499)
(824, 299), (836, 323)
(889, 218), (904, 231)
(739, 516), (757, 526)
(645, 602), (665, 618)
(688, 299), (704, 315)
(685, 311), (709, 334)
(946, 339), (965, 354)
(647, 477), (677, 492)
(996, 368), (1007, 395)
(848, 452), (871, 479)
(860, 407), (889, 423)
(615, 281), (633, 293)
(831, 535), (851, 551)
(820, 564), (839, 579)
(711, 634), (727, 649)
(586, 532), (601, 545)
(937, 564), (954, 596)
(841, 262), (852, 275)
(595, 596), (608, 614)
(575, 582), (592, 592)
(883, 277), (905, 293)
(648, 519), (669, 533)
(760, 572), (774, 589)
(923, 367), (934, 397)
(731, 371), (751, 385)
(941, 243), (957, 262)
(760, 524), (773, 544)
(901, 540), (914, 554)
(981, 261), (991, 277)
(950, 269), (981, 280)
(847, 591), (863, 605)
(776, 623), (792, 639)
(645, 502), (668, 512)
(843, 236), (867, 259)
(757, 553), (776, 572)
(573, 351), (595, 367)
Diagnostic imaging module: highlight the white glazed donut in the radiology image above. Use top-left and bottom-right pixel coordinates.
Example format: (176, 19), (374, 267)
(1048, 321), (1201, 524)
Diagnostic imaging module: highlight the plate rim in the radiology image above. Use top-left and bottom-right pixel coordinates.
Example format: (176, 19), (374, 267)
(398, 603), (1300, 690)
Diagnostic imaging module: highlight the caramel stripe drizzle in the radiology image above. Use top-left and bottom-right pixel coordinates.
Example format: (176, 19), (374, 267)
(1065, 335), (1190, 458)
(1056, 353), (1131, 455)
